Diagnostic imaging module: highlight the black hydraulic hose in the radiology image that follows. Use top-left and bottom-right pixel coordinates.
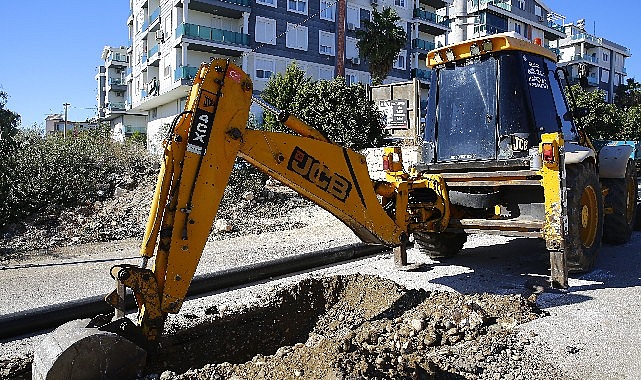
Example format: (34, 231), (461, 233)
(0, 243), (390, 340)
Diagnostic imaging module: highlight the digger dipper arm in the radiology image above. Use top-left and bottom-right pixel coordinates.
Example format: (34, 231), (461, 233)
(109, 60), (412, 344)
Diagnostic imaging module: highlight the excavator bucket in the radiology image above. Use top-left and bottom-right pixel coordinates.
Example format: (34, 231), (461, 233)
(32, 318), (146, 380)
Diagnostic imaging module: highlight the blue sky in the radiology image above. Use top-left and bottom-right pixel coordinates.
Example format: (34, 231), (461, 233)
(0, 0), (638, 128)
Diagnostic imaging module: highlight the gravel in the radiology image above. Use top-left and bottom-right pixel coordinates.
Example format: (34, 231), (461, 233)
(2, 182), (641, 379)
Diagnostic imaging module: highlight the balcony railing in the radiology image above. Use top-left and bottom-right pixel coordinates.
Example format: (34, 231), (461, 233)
(570, 54), (599, 64)
(570, 33), (601, 45)
(107, 102), (126, 111)
(412, 38), (436, 52)
(411, 68), (432, 81)
(125, 126), (147, 134)
(109, 78), (125, 85)
(107, 53), (129, 64)
(470, 0), (511, 11)
(544, 45), (560, 56)
(413, 8), (449, 26)
(175, 66), (199, 82)
(148, 44), (159, 57)
(175, 23), (250, 46)
(546, 21), (564, 33)
(149, 7), (160, 25)
(473, 24), (508, 35)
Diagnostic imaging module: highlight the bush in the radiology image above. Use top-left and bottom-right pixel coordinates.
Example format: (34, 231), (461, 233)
(0, 127), (158, 228)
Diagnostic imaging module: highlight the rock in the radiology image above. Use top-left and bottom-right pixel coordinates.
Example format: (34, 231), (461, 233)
(214, 219), (234, 232)
(410, 318), (424, 332)
(242, 191), (254, 201)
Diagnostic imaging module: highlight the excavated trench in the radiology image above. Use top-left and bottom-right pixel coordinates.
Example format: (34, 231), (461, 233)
(1, 274), (570, 380)
(140, 274), (567, 380)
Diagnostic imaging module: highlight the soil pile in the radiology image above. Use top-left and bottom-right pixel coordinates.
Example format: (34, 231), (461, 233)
(145, 274), (564, 380)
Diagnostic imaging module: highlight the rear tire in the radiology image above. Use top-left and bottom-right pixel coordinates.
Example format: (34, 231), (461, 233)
(602, 161), (637, 244)
(565, 162), (604, 273)
(414, 232), (467, 259)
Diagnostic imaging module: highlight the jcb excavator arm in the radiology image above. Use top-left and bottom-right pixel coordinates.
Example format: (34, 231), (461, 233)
(33, 60), (448, 380)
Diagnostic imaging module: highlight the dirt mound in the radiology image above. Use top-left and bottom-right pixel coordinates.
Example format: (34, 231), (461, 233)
(145, 274), (563, 380)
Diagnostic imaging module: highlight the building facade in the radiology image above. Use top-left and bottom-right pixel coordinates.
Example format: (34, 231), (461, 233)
(96, 46), (148, 142)
(552, 20), (630, 103)
(44, 114), (99, 135)
(442, 0), (565, 47)
(100, 0), (457, 148)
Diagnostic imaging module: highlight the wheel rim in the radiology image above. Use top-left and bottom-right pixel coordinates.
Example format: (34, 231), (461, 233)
(579, 185), (598, 248)
(626, 176), (636, 225)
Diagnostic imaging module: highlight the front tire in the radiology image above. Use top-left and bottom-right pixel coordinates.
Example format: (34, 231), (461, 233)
(602, 160), (637, 244)
(414, 232), (467, 259)
(565, 162), (604, 273)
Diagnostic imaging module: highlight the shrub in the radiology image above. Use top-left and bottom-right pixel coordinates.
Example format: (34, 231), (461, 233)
(0, 127), (158, 227)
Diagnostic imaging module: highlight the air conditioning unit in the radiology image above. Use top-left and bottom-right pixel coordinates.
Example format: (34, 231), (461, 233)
(347, 23), (356, 31)
(351, 57), (360, 65)
(538, 15), (544, 22)
(370, 0), (378, 5)
(155, 30), (165, 41)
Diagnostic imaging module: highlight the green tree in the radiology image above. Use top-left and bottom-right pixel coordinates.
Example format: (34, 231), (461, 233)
(569, 85), (623, 140)
(356, 6), (407, 86)
(615, 78), (641, 109)
(0, 91), (21, 226)
(260, 62), (384, 150)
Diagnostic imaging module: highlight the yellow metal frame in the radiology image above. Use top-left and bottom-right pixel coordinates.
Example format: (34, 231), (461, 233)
(427, 33), (557, 67)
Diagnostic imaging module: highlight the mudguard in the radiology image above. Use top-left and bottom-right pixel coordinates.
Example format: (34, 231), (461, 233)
(599, 144), (634, 179)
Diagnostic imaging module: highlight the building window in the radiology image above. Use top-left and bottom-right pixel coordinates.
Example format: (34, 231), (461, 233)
(255, 58), (274, 79)
(394, 0), (405, 7)
(319, 67), (334, 80)
(393, 50), (406, 70)
(320, 0), (335, 21)
(601, 69), (609, 83)
(288, 0), (308, 14)
(535, 5), (542, 17)
(514, 23), (521, 35)
(518, 0), (525, 10)
(257, 0), (276, 7)
(346, 37), (359, 60)
(286, 23), (308, 51)
(255, 17), (276, 45)
(603, 53), (609, 62)
(347, 6), (360, 29)
(346, 73), (359, 86)
(319, 30), (335, 55)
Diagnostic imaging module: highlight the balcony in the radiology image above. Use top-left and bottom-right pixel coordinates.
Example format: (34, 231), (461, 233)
(106, 53), (128, 67)
(148, 44), (160, 66)
(470, 0), (511, 12)
(175, 23), (250, 49)
(187, 0), (250, 19)
(125, 126), (147, 134)
(570, 54), (599, 65)
(411, 68), (432, 82)
(149, 7), (161, 27)
(546, 21), (564, 33)
(544, 45), (560, 56)
(107, 102), (126, 111)
(473, 23), (508, 36)
(175, 66), (199, 82)
(413, 8), (450, 34)
(587, 76), (599, 86)
(412, 38), (436, 53)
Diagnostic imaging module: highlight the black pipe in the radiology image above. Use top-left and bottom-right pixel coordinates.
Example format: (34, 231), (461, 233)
(0, 243), (389, 340)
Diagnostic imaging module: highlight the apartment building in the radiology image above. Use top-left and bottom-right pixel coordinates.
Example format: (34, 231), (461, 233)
(44, 114), (98, 135)
(442, 0), (565, 48)
(551, 20), (631, 103)
(96, 46), (147, 142)
(98, 0), (456, 148)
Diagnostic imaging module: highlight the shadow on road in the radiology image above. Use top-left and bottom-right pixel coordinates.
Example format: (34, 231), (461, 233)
(425, 232), (641, 308)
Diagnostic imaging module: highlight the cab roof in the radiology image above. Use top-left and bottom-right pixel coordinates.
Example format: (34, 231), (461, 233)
(427, 32), (558, 68)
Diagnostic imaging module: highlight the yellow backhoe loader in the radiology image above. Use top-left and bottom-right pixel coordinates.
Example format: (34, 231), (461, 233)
(32, 33), (637, 379)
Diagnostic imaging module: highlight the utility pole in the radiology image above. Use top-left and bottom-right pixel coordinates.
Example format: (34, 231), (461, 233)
(336, 0), (346, 78)
(63, 102), (70, 139)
